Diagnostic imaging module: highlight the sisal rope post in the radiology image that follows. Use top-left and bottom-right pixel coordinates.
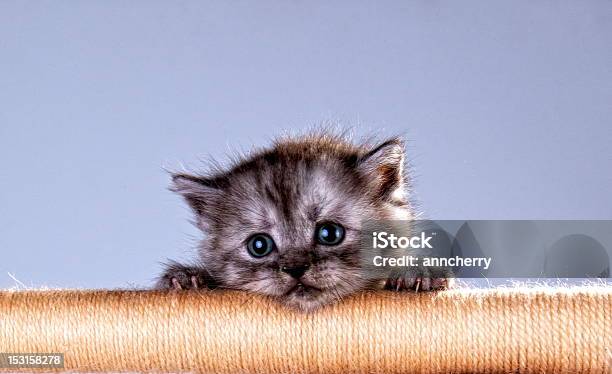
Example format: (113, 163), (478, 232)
(0, 287), (610, 373)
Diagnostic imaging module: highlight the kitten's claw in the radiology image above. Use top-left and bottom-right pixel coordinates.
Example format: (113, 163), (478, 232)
(385, 275), (452, 292)
(171, 278), (183, 290)
(165, 272), (201, 291)
(431, 277), (450, 289)
(156, 262), (216, 291)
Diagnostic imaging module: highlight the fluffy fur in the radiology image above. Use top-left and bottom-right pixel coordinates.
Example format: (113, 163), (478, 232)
(157, 132), (447, 311)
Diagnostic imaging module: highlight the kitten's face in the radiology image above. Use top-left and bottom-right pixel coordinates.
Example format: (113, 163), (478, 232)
(173, 136), (411, 311)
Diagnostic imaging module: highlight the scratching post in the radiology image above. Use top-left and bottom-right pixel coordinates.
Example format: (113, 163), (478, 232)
(0, 288), (610, 373)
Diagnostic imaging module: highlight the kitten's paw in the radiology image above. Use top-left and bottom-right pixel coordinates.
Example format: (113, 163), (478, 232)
(385, 276), (451, 291)
(156, 262), (215, 291)
(170, 274), (200, 290)
(385, 268), (453, 292)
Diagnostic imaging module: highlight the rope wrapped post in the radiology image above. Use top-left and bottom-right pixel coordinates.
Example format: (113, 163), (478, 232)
(0, 287), (610, 373)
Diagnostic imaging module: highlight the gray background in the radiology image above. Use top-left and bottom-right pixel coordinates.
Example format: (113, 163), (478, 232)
(0, 1), (610, 289)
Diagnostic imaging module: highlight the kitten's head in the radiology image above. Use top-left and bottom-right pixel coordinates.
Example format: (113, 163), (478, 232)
(172, 133), (412, 311)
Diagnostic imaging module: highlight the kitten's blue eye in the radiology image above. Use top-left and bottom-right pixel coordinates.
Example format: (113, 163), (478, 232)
(247, 234), (275, 257)
(316, 222), (345, 246)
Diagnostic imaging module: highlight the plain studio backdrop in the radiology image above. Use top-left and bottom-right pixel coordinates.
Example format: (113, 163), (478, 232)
(0, 2), (610, 289)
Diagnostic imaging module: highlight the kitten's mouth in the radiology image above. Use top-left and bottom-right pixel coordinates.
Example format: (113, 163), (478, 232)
(286, 282), (322, 297)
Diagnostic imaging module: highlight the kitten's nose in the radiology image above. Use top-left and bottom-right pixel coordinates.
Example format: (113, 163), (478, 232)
(281, 264), (310, 279)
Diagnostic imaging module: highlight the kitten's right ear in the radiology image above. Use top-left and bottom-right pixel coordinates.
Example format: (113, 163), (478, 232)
(356, 138), (406, 202)
(171, 173), (222, 229)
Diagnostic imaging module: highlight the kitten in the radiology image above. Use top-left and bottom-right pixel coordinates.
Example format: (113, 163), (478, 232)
(157, 133), (450, 311)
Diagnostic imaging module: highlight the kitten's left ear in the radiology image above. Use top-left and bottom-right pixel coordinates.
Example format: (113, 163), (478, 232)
(357, 138), (406, 202)
(170, 172), (224, 231)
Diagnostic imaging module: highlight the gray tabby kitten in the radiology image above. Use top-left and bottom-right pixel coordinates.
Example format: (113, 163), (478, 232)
(157, 133), (449, 311)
